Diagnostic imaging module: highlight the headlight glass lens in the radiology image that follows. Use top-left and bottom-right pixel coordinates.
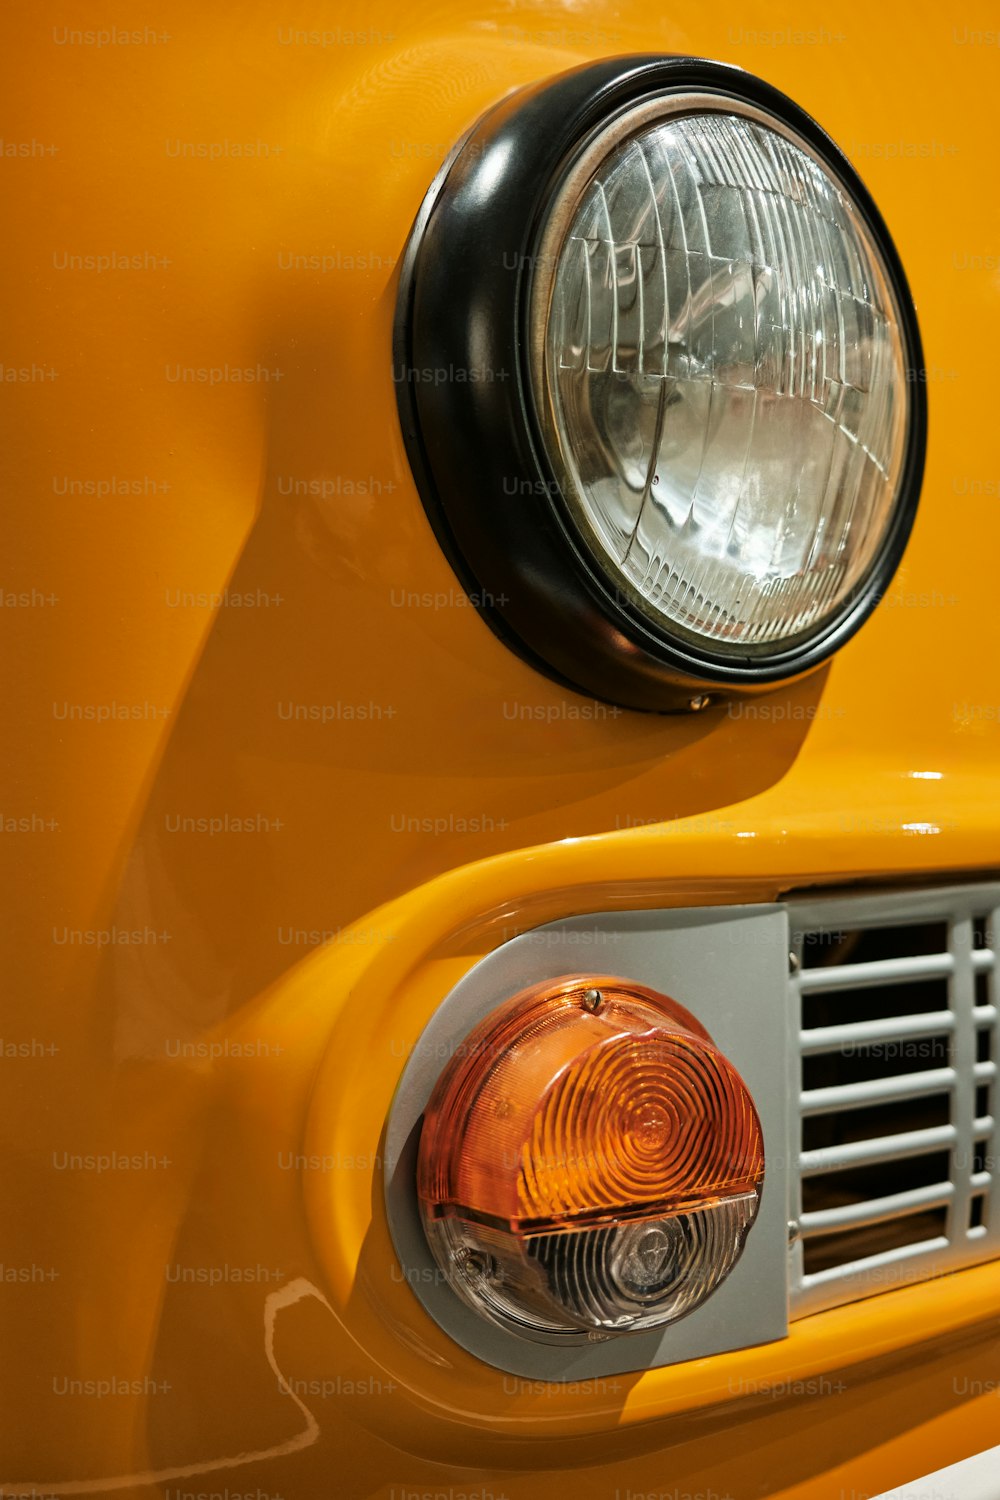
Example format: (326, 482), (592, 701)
(535, 104), (909, 655)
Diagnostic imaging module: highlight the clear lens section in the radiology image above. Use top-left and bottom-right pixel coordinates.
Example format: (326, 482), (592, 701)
(427, 1195), (758, 1335)
(417, 977), (764, 1339)
(540, 109), (908, 653)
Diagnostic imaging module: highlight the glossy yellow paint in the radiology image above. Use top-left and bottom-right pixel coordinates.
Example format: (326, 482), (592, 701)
(4, 0), (1000, 1494)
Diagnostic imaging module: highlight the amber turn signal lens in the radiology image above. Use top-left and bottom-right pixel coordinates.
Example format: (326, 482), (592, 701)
(416, 975), (764, 1340)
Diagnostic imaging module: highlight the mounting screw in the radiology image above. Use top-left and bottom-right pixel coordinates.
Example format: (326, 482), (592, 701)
(581, 988), (603, 1012)
(688, 694), (711, 712)
(788, 1220), (800, 1244)
(789, 951), (801, 974)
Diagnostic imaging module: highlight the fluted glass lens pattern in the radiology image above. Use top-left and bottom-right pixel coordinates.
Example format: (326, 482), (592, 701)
(542, 110), (907, 651)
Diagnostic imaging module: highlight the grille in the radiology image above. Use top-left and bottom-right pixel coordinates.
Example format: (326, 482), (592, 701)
(789, 885), (1000, 1318)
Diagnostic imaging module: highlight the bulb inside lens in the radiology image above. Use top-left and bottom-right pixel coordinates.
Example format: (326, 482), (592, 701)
(536, 105), (909, 655)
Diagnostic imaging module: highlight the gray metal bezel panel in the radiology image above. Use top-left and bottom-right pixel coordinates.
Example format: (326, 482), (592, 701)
(384, 904), (791, 1380)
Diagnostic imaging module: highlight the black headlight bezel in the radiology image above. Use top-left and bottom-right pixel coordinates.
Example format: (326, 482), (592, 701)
(393, 55), (927, 713)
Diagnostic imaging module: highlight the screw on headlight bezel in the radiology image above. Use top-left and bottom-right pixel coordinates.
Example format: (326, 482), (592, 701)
(393, 55), (927, 713)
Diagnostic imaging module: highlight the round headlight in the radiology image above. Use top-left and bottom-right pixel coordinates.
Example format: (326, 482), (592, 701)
(396, 57), (926, 711)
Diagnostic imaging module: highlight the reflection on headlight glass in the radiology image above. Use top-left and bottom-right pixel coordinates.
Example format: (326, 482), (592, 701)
(543, 110), (907, 654)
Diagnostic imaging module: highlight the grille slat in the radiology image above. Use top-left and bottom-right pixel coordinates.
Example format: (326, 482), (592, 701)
(798, 954), (955, 993)
(801, 1235), (952, 1289)
(789, 885), (1000, 1319)
(800, 1010), (954, 1056)
(798, 949), (993, 996)
(799, 1068), (956, 1114)
(800, 1181), (955, 1236)
(799, 1124), (957, 1175)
